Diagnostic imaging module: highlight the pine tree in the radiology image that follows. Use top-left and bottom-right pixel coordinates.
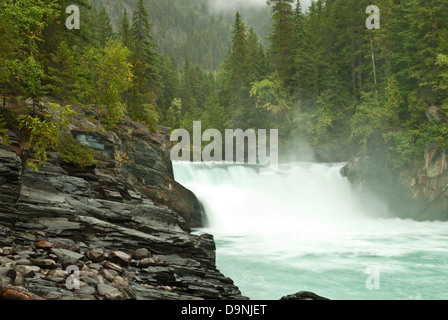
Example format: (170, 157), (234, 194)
(46, 41), (79, 105)
(93, 5), (114, 47)
(120, 9), (131, 49)
(128, 0), (160, 121)
(267, 0), (296, 90)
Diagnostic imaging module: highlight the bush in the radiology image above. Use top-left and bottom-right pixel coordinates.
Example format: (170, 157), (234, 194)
(58, 135), (96, 169)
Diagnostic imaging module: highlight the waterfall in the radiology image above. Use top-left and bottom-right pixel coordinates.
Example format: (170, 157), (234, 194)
(173, 161), (448, 300)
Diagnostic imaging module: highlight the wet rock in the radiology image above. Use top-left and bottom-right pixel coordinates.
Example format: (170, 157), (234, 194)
(23, 269), (36, 279)
(132, 248), (151, 260)
(281, 291), (330, 301)
(138, 258), (157, 268)
(104, 261), (123, 274)
(108, 251), (132, 267)
(85, 249), (105, 262)
(99, 268), (117, 282)
(97, 284), (123, 300)
(0, 267), (16, 283)
(51, 248), (84, 262)
(75, 286), (96, 296)
(30, 259), (58, 269)
(61, 258), (84, 270)
(36, 241), (54, 250)
(111, 276), (129, 288)
(1, 247), (15, 256)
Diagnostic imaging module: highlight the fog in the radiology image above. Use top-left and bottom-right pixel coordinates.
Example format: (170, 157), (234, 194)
(208, 0), (313, 14)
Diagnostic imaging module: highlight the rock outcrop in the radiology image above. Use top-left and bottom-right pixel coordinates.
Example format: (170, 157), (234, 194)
(0, 109), (244, 300)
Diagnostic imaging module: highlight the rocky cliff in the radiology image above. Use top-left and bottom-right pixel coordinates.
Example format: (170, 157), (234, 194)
(0, 107), (245, 300)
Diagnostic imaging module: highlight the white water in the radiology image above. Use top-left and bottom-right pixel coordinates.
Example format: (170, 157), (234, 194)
(173, 162), (448, 300)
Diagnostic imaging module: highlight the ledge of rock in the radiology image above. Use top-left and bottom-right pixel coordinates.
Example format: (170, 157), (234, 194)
(0, 110), (243, 300)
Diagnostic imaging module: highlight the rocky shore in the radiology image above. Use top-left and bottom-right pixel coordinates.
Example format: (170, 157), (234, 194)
(0, 107), (246, 300)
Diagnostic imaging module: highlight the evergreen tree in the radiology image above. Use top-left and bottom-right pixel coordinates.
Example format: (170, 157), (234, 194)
(267, 0), (296, 90)
(120, 9), (131, 48)
(128, 0), (160, 122)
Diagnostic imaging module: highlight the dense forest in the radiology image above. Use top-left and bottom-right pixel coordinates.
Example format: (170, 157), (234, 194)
(1, 0), (448, 169)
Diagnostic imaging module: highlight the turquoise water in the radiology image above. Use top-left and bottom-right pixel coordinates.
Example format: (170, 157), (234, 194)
(173, 162), (448, 300)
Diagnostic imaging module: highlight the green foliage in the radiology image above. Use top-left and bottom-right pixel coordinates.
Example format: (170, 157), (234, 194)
(18, 112), (58, 171)
(385, 129), (421, 169)
(312, 91), (338, 144)
(0, 113), (9, 146)
(165, 98), (182, 130)
(58, 135), (96, 169)
(250, 75), (292, 128)
(18, 103), (95, 171)
(350, 92), (388, 145)
(84, 40), (132, 128)
(137, 104), (160, 132)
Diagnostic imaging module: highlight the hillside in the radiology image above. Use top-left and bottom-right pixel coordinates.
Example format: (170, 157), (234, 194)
(91, 0), (271, 71)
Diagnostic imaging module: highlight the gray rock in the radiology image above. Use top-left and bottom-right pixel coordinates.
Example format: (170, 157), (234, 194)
(51, 248), (84, 262)
(132, 248), (151, 260)
(97, 284), (123, 300)
(108, 251), (132, 267)
(75, 285), (96, 296)
(85, 249), (105, 262)
(138, 258), (157, 268)
(30, 258), (58, 269)
(281, 291), (330, 301)
(0, 267), (16, 283)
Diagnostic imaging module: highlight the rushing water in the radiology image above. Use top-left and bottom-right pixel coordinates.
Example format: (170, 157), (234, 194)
(173, 161), (448, 300)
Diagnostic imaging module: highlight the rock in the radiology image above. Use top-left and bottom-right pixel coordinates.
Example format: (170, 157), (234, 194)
(36, 241), (54, 250)
(0, 267), (16, 284)
(75, 286), (96, 296)
(0, 283), (45, 300)
(132, 248), (151, 260)
(138, 258), (157, 268)
(0, 150), (22, 229)
(111, 276), (129, 288)
(97, 284), (123, 300)
(99, 268), (117, 282)
(1, 247), (15, 256)
(280, 292), (329, 301)
(426, 106), (446, 123)
(23, 269), (36, 279)
(30, 259), (58, 269)
(61, 258), (84, 270)
(14, 271), (24, 286)
(51, 248), (84, 262)
(104, 261), (124, 274)
(85, 249), (105, 262)
(0, 257), (15, 268)
(108, 251), (131, 267)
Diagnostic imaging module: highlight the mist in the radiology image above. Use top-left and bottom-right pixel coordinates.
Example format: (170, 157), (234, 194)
(208, 0), (313, 15)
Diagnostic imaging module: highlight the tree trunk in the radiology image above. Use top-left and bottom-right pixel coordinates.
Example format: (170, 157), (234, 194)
(369, 30), (378, 97)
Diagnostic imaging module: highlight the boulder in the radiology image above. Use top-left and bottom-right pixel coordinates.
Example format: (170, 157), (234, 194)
(85, 249), (105, 262)
(132, 248), (151, 260)
(281, 292), (329, 301)
(108, 251), (132, 267)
